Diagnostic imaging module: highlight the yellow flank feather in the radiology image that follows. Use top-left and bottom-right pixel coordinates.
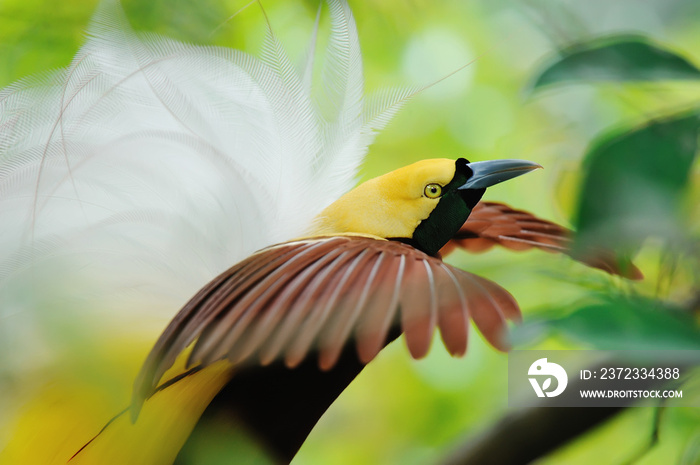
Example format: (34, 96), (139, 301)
(310, 159), (457, 238)
(0, 343), (232, 465)
(69, 362), (232, 465)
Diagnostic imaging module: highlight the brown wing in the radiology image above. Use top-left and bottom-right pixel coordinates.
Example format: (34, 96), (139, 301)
(441, 202), (642, 280)
(134, 236), (520, 405)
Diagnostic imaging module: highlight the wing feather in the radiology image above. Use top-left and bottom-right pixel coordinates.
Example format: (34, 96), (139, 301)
(284, 247), (377, 368)
(190, 239), (337, 366)
(134, 243), (304, 397)
(434, 263), (469, 357)
(399, 258), (438, 359)
(443, 202), (570, 254)
(226, 245), (348, 364)
(134, 236), (521, 406)
(318, 252), (386, 370)
(354, 254), (404, 364)
(257, 247), (359, 365)
(443, 201), (642, 279)
(456, 271), (515, 351)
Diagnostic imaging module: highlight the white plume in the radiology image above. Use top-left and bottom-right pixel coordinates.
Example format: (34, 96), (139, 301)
(0, 0), (410, 368)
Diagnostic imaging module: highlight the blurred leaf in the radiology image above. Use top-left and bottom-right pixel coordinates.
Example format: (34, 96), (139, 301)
(679, 434), (700, 465)
(0, 0), (97, 86)
(177, 417), (275, 465)
(549, 298), (700, 350)
(530, 35), (700, 91)
(122, 0), (229, 43)
(574, 110), (700, 253)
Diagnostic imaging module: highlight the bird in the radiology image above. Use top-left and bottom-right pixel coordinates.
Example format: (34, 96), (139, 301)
(131, 157), (541, 404)
(0, 1), (640, 464)
(67, 156), (638, 465)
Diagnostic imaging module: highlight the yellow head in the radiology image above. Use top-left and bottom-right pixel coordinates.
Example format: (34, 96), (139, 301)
(312, 158), (540, 255)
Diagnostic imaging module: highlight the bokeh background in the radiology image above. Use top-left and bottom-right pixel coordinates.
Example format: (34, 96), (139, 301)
(1, 0), (699, 464)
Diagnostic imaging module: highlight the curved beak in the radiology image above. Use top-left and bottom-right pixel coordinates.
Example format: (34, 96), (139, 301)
(458, 159), (542, 190)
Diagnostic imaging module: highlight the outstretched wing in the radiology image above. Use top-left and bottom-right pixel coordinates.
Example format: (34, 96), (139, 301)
(442, 202), (642, 279)
(134, 235), (520, 407)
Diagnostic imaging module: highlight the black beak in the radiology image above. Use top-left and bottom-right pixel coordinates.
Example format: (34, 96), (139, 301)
(458, 159), (542, 190)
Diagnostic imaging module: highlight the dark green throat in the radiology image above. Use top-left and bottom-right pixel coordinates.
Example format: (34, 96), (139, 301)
(409, 158), (485, 256)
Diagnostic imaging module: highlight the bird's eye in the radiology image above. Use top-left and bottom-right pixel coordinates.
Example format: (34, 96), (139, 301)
(424, 183), (442, 199)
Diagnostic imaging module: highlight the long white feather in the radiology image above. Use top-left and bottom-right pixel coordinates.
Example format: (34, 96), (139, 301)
(0, 0), (410, 371)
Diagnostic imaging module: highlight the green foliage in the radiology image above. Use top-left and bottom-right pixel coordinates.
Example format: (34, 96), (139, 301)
(680, 435), (700, 465)
(530, 35), (700, 255)
(529, 36), (700, 91)
(574, 111), (700, 253)
(520, 297), (700, 350)
(0, 0), (97, 85)
(524, 27), (700, 465)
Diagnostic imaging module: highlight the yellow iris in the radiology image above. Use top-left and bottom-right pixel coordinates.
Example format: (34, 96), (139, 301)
(424, 183), (442, 199)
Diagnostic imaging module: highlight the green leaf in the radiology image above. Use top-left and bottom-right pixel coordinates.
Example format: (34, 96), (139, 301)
(528, 298), (700, 351)
(573, 110), (700, 254)
(530, 35), (700, 91)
